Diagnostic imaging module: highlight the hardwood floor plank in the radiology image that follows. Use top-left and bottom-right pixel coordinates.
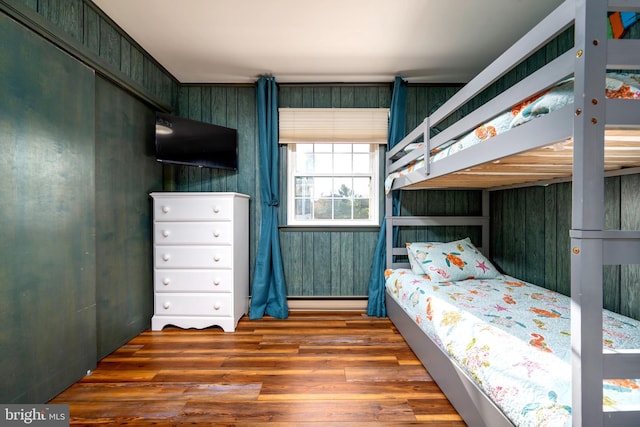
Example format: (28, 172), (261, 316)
(180, 400), (418, 423)
(345, 366), (432, 382)
(49, 311), (465, 426)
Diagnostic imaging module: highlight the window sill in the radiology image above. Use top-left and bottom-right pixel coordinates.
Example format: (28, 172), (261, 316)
(279, 225), (380, 232)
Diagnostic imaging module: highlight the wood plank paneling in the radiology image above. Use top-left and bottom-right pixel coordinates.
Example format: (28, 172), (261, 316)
(491, 175), (639, 320)
(621, 174), (640, 319)
(16, 0), (178, 108)
(525, 187), (546, 285)
(398, 85), (484, 254)
(275, 84), (395, 297)
(604, 177), (621, 312)
(169, 85), (259, 282)
(82, 2), (100, 56)
(543, 185), (559, 292)
(555, 182), (573, 297)
(40, 0), (83, 41)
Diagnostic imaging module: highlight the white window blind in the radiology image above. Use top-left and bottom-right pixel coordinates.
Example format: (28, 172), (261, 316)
(278, 108), (389, 144)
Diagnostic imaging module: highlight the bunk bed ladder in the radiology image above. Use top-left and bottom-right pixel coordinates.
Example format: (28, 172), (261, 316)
(572, 1), (640, 426)
(385, 115), (490, 269)
(384, 189), (490, 270)
(571, 230), (640, 426)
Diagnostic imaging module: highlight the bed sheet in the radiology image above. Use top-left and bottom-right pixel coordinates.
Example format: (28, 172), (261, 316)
(385, 268), (640, 427)
(385, 72), (640, 193)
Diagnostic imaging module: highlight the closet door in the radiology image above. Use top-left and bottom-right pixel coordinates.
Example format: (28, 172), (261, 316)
(94, 76), (162, 359)
(0, 11), (96, 403)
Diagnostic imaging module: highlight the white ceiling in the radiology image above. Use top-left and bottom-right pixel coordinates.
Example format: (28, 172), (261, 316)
(91, 0), (563, 84)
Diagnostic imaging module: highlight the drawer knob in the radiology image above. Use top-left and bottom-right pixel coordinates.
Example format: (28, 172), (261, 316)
(163, 301), (171, 310)
(213, 255), (221, 262)
(213, 230), (220, 238)
(162, 254), (171, 262)
(162, 230), (170, 238)
(213, 302), (221, 310)
(213, 278), (221, 286)
(162, 278), (171, 286)
(213, 206), (220, 214)
(161, 206), (170, 213)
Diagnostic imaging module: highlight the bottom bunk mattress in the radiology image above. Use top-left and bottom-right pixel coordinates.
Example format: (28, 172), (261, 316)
(385, 268), (640, 427)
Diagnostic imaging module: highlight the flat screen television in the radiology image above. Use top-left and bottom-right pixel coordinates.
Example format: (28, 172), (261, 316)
(155, 112), (238, 170)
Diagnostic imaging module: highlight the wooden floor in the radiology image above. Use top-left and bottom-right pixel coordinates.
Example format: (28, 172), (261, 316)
(50, 311), (465, 426)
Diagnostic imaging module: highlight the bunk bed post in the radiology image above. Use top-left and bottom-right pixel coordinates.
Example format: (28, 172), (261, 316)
(385, 155), (394, 270)
(571, 0), (607, 426)
(423, 116), (431, 176)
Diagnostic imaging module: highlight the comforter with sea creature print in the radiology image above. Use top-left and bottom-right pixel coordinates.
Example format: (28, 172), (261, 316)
(385, 269), (640, 427)
(385, 72), (640, 193)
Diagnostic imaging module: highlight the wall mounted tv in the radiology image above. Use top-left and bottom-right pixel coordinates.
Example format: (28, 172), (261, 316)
(155, 112), (238, 170)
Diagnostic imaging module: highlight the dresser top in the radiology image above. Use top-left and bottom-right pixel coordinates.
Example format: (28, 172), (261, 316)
(150, 192), (249, 199)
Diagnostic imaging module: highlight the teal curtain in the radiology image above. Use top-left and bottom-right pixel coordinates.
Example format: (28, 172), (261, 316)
(367, 76), (407, 317)
(250, 77), (289, 319)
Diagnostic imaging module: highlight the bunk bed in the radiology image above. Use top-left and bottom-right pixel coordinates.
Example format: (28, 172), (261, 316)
(384, 1), (640, 426)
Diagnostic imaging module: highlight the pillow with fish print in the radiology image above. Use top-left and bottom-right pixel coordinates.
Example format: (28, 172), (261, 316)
(406, 238), (502, 282)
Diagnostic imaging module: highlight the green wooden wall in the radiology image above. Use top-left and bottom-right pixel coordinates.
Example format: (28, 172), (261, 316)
(163, 85), (260, 289)
(491, 176), (640, 320)
(165, 84), (472, 297)
(398, 84), (485, 250)
(1, 1), (165, 403)
(278, 85), (390, 297)
(484, 20), (640, 320)
(9, 0), (178, 109)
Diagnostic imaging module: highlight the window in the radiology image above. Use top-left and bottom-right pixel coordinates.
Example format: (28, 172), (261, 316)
(287, 143), (378, 226)
(279, 108), (388, 227)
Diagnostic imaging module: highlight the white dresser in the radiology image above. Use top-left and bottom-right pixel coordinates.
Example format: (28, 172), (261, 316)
(150, 192), (249, 332)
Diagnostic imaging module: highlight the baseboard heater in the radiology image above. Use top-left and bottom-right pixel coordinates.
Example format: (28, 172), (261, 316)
(249, 297), (368, 311)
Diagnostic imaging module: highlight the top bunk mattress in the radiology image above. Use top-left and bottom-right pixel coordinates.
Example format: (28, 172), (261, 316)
(386, 72), (640, 191)
(385, 268), (640, 427)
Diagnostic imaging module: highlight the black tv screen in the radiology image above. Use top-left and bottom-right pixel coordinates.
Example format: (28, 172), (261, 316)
(155, 112), (238, 170)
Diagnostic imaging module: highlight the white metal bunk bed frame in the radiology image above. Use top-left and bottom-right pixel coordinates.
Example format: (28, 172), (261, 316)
(384, 1), (640, 426)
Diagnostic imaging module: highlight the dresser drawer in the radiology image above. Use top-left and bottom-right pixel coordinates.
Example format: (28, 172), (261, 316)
(154, 293), (233, 317)
(154, 269), (233, 292)
(154, 222), (232, 245)
(154, 197), (234, 221)
(155, 246), (232, 268)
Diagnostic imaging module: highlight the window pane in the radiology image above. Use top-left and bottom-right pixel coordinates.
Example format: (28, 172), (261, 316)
(334, 199), (352, 219)
(297, 154), (314, 173)
(287, 140), (378, 226)
(295, 199), (312, 220)
(315, 143), (332, 153)
(314, 177), (333, 198)
(294, 177), (312, 197)
(334, 178), (353, 198)
(297, 144), (314, 153)
(334, 152), (352, 173)
(352, 177), (370, 198)
(314, 198), (332, 219)
(314, 153), (332, 173)
(353, 199), (370, 219)
(353, 153), (370, 173)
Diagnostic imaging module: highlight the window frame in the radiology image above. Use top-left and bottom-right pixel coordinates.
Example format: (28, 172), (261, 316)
(285, 142), (380, 227)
